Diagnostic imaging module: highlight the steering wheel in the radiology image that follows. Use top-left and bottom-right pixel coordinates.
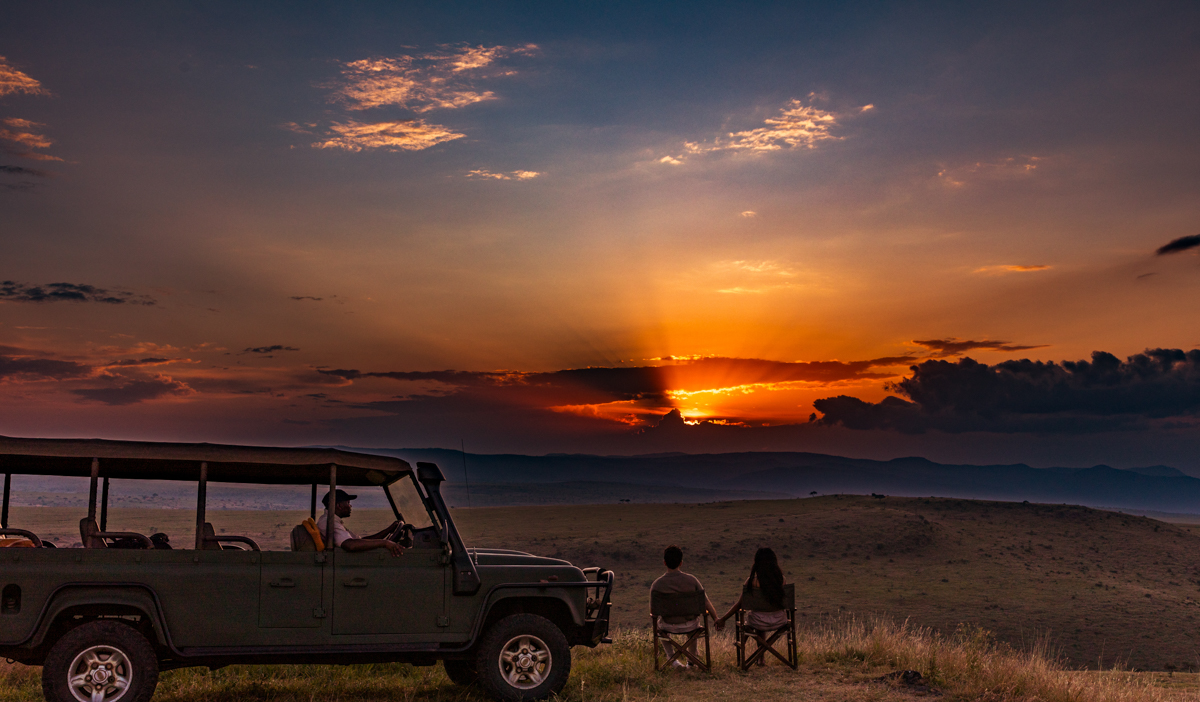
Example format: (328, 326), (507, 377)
(388, 522), (414, 548)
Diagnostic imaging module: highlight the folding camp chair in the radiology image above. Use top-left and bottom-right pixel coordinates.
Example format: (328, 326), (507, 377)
(734, 583), (797, 670)
(650, 589), (711, 671)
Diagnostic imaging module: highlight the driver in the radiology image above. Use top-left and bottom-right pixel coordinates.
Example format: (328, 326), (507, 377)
(318, 489), (406, 557)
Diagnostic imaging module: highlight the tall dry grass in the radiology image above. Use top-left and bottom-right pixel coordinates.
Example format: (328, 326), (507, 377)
(792, 616), (1178, 702)
(0, 618), (1190, 701)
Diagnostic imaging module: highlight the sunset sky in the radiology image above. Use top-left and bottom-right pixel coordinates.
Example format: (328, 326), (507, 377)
(3, 3), (1200, 469)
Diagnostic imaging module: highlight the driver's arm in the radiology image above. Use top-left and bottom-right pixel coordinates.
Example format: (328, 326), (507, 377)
(362, 520), (402, 540)
(340, 538), (405, 557)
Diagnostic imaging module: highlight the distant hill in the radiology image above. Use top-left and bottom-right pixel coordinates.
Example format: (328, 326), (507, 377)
(13, 447), (1200, 514)
(333, 446), (1200, 514)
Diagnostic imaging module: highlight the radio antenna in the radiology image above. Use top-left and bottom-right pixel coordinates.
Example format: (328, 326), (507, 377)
(460, 439), (472, 508)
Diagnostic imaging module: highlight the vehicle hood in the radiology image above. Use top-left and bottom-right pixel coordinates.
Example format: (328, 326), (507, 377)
(469, 548), (572, 567)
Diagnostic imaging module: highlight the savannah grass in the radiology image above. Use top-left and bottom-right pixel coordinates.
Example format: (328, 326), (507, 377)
(1, 618), (1191, 701)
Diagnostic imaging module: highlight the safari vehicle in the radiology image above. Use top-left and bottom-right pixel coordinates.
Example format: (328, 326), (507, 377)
(0, 436), (613, 702)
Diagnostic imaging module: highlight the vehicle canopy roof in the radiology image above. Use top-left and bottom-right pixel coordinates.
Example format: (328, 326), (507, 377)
(0, 436), (410, 486)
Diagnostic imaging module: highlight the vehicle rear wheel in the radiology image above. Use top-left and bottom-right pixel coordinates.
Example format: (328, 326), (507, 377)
(42, 620), (158, 702)
(443, 658), (479, 686)
(475, 614), (570, 701)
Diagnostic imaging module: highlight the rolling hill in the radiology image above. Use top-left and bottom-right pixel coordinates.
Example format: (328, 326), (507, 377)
(343, 447), (1200, 514)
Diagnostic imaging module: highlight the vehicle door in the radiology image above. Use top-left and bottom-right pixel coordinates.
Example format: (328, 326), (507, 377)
(259, 551), (328, 631)
(330, 479), (449, 640)
(331, 544), (447, 638)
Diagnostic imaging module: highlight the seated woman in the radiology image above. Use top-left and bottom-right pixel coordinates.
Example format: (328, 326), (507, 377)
(715, 547), (788, 632)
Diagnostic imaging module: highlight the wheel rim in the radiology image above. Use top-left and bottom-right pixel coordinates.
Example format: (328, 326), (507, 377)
(67, 645), (133, 702)
(497, 634), (552, 690)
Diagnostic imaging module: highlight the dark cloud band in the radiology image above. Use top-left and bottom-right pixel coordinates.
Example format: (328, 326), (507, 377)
(815, 348), (1200, 433)
(912, 339), (1048, 357)
(0, 354), (91, 381)
(72, 377), (192, 406)
(1156, 234), (1200, 255)
(0, 281), (156, 305)
(245, 345), (300, 354)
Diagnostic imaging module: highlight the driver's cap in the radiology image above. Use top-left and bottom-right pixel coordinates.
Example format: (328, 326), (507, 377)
(322, 489), (358, 507)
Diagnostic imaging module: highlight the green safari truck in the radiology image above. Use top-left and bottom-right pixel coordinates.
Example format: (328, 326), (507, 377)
(0, 436), (614, 702)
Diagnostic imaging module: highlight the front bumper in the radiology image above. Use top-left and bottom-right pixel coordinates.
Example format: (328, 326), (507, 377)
(577, 568), (615, 646)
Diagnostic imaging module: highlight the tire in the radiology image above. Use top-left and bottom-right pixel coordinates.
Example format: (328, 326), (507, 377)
(443, 658), (479, 686)
(42, 620), (158, 702)
(475, 614), (571, 701)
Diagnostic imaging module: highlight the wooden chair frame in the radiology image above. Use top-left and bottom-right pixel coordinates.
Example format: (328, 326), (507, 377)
(650, 590), (711, 671)
(734, 584), (797, 670)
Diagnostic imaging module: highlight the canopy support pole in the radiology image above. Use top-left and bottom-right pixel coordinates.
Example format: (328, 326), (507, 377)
(325, 465), (337, 552)
(2, 473), (10, 529)
(87, 459), (99, 522)
(99, 477), (110, 531)
(195, 462), (207, 551)
(310, 484), (317, 519)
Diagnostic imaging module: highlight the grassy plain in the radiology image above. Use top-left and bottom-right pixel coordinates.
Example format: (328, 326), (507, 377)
(5, 495), (1200, 699)
(2, 622), (1197, 702)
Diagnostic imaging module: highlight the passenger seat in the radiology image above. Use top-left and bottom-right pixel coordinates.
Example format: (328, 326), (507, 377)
(289, 518), (324, 551)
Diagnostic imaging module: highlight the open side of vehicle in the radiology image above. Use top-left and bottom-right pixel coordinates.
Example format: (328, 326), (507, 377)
(0, 436), (613, 702)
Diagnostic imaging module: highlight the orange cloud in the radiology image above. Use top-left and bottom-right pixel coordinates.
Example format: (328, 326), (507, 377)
(313, 119), (464, 152)
(704, 259), (806, 294)
(0, 57), (48, 98)
(682, 95), (863, 158)
(973, 264), (1051, 274)
(938, 156), (1042, 187)
(0, 117), (61, 161)
(466, 169), (541, 180)
(329, 44), (537, 113)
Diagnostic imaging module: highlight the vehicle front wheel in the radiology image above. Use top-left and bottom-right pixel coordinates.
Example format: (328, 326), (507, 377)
(475, 614), (570, 701)
(42, 620), (158, 702)
(443, 658), (479, 686)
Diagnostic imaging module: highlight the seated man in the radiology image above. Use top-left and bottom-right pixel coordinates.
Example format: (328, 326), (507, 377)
(318, 489), (405, 557)
(650, 545), (720, 668)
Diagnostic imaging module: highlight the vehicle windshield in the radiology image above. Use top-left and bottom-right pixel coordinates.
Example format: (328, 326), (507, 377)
(389, 476), (435, 530)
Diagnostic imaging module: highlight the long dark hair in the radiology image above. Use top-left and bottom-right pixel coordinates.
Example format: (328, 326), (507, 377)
(750, 547), (785, 609)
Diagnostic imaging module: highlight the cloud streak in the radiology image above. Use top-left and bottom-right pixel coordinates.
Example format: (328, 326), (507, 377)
(0, 57), (47, 98)
(912, 338), (1049, 357)
(938, 156), (1042, 187)
(0, 118), (61, 161)
(671, 96), (862, 162)
(73, 376), (193, 406)
(0, 164), (52, 177)
(0, 281), (156, 305)
(0, 354), (91, 381)
(312, 119), (464, 152)
(328, 45), (537, 113)
(973, 264), (1051, 274)
(244, 345), (299, 354)
(466, 169), (540, 180)
(1156, 234), (1200, 256)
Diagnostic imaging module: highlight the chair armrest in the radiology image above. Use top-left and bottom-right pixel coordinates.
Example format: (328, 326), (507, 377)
(0, 528), (42, 547)
(98, 531), (152, 549)
(205, 535), (261, 551)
